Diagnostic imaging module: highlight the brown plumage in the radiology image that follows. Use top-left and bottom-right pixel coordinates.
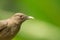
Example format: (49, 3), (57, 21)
(0, 13), (34, 40)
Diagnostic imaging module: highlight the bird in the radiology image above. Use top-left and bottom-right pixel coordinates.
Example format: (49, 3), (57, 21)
(0, 13), (34, 40)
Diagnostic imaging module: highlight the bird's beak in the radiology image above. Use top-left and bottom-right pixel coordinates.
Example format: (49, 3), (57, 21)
(27, 16), (34, 20)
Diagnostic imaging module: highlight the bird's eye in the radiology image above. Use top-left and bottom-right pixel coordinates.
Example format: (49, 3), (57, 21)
(20, 15), (24, 19)
(20, 15), (23, 17)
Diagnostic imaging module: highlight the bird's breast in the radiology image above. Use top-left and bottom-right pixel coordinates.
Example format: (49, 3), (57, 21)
(0, 20), (21, 40)
(1, 23), (20, 40)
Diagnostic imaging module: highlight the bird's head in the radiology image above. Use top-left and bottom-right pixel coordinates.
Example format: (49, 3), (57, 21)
(11, 13), (34, 23)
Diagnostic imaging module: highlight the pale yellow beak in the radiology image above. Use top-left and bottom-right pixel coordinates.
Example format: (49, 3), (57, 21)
(27, 16), (34, 19)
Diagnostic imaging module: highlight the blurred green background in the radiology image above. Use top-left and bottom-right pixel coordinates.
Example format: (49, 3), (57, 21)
(0, 0), (60, 40)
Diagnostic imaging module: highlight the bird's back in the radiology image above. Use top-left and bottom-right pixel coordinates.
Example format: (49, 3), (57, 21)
(0, 20), (21, 40)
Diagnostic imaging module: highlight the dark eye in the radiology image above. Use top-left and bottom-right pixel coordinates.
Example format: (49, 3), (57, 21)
(20, 15), (24, 19)
(20, 15), (23, 17)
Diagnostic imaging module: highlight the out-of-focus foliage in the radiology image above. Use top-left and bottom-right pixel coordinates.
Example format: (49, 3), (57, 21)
(0, 0), (60, 40)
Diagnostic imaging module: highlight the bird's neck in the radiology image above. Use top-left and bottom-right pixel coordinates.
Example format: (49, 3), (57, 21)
(7, 18), (23, 25)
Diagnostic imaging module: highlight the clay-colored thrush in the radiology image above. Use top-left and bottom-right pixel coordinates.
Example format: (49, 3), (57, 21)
(0, 13), (34, 40)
